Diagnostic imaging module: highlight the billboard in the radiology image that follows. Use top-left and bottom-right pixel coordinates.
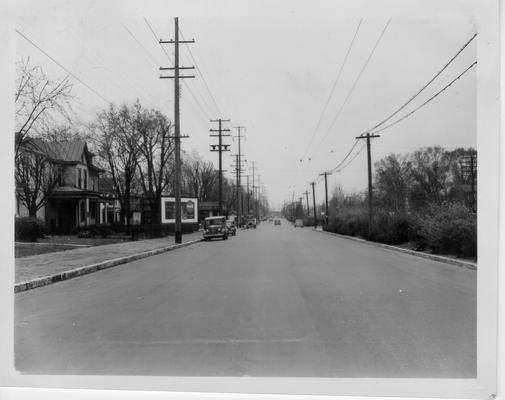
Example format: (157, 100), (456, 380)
(161, 197), (198, 224)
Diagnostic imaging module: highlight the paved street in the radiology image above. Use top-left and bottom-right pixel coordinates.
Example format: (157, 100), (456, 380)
(15, 221), (476, 377)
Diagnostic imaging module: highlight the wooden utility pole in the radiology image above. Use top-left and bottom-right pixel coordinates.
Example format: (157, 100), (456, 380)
(303, 190), (310, 216)
(246, 175), (250, 217)
(210, 118), (231, 215)
(257, 175), (261, 220)
(233, 126), (246, 226)
(319, 171), (331, 227)
(356, 133), (380, 235)
(311, 181), (317, 228)
(160, 17), (194, 244)
(251, 161), (256, 218)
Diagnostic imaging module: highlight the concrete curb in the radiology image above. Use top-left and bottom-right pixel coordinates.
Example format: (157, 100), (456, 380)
(312, 229), (477, 271)
(15, 238), (203, 293)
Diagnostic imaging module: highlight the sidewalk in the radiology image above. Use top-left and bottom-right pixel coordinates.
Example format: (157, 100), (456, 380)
(15, 231), (203, 292)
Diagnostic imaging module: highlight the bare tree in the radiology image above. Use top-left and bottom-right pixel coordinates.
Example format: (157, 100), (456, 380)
(182, 151), (218, 201)
(133, 103), (174, 232)
(95, 104), (140, 229)
(15, 139), (62, 218)
(15, 58), (73, 157)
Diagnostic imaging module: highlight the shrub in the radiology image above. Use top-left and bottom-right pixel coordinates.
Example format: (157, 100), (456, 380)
(369, 211), (412, 245)
(326, 207), (368, 238)
(15, 217), (45, 242)
(417, 202), (476, 258)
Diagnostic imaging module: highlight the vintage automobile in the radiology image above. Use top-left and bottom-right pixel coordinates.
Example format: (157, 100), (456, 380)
(294, 218), (304, 228)
(226, 220), (237, 236)
(274, 219), (281, 226)
(203, 216), (228, 241)
(246, 217), (257, 229)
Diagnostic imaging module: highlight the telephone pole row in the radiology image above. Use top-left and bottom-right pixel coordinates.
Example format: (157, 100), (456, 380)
(233, 126), (246, 226)
(210, 118), (231, 215)
(159, 17), (194, 244)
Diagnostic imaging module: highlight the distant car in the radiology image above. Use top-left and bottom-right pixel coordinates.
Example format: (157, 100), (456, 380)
(246, 218), (257, 229)
(226, 220), (237, 236)
(274, 219), (281, 226)
(294, 218), (304, 228)
(203, 216), (228, 241)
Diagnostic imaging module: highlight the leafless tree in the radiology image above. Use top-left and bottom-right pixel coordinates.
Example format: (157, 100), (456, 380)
(15, 139), (62, 218)
(15, 58), (73, 158)
(133, 103), (175, 232)
(95, 104), (140, 229)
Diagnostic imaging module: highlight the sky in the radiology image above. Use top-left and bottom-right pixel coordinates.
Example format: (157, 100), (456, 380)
(13, 0), (477, 210)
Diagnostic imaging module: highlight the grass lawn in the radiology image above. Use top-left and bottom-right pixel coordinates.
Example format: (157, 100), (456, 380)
(15, 235), (129, 258)
(15, 243), (84, 258)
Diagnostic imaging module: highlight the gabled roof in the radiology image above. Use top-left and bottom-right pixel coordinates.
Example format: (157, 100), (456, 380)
(27, 138), (94, 164)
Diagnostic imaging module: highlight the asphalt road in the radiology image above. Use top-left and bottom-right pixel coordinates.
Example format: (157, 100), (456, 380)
(15, 220), (476, 377)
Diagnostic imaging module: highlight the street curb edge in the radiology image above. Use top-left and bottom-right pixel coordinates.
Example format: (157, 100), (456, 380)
(15, 239), (203, 293)
(312, 229), (477, 270)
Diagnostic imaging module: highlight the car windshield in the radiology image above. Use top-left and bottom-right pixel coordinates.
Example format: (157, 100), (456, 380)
(205, 218), (225, 227)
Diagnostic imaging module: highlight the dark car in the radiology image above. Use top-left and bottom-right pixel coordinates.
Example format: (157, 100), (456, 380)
(203, 216), (228, 241)
(274, 219), (281, 226)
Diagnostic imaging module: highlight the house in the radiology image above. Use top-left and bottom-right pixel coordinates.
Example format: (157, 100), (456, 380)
(15, 139), (109, 233)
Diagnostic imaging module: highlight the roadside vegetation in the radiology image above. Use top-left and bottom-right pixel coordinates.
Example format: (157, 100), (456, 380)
(283, 146), (477, 259)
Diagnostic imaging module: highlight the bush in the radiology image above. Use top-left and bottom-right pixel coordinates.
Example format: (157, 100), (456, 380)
(15, 217), (45, 242)
(417, 202), (476, 258)
(326, 207), (369, 238)
(369, 211), (412, 245)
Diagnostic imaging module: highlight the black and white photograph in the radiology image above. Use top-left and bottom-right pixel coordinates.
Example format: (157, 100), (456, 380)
(0, 0), (500, 398)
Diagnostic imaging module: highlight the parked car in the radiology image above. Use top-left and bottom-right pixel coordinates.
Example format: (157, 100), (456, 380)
(294, 218), (304, 228)
(226, 220), (237, 236)
(203, 216), (228, 241)
(246, 218), (257, 229)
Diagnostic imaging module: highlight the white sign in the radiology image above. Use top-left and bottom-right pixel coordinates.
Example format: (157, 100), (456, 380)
(161, 197), (198, 223)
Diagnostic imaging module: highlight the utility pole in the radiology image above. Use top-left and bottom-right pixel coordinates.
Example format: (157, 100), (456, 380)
(233, 126), (246, 226)
(311, 182), (317, 228)
(356, 132), (380, 235)
(251, 161), (256, 219)
(257, 175), (261, 220)
(160, 17), (194, 244)
(210, 118), (231, 215)
(231, 153), (246, 225)
(303, 190), (310, 216)
(319, 171), (331, 228)
(246, 175), (250, 217)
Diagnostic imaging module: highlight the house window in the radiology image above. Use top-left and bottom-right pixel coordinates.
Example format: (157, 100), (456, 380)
(84, 170), (88, 189)
(77, 169), (82, 188)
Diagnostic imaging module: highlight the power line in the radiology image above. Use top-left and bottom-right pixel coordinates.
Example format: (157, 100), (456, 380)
(370, 60), (477, 134)
(16, 29), (111, 104)
(364, 32), (477, 134)
(179, 27), (227, 119)
(301, 19), (363, 161)
(311, 19), (391, 156)
(144, 18), (212, 122)
(329, 139), (360, 173)
(335, 142), (366, 172)
(122, 22), (160, 65)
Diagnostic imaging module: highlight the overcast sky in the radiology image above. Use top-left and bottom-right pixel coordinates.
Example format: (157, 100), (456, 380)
(14, 0), (477, 209)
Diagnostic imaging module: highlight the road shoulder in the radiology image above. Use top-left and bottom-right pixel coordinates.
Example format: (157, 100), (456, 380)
(312, 228), (477, 270)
